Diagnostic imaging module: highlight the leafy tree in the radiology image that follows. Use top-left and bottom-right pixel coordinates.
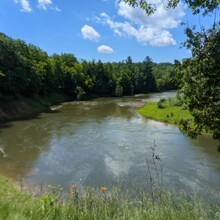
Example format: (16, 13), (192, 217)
(153, 63), (177, 91)
(123, 0), (220, 149)
(0, 35), (30, 95)
(126, 56), (133, 65)
(120, 70), (134, 95)
(134, 71), (145, 93)
(156, 78), (166, 91)
(50, 54), (65, 92)
(93, 60), (111, 96)
(0, 32), (178, 108)
(142, 56), (157, 92)
(122, 0), (219, 15)
(115, 82), (123, 97)
(177, 26), (220, 148)
(75, 86), (86, 100)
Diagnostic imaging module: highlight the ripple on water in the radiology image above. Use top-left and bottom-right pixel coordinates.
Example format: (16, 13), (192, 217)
(1, 91), (220, 195)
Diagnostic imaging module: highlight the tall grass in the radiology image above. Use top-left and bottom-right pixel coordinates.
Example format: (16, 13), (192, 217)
(0, 175), (219, 220)
(0, 139), (218, 220)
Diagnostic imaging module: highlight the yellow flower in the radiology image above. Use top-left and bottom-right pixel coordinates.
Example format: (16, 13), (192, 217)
(71, 184), (77, 190)
(101, 186), (107, 192)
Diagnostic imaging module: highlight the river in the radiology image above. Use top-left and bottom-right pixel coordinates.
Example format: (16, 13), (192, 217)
(0, 91), (219, 195)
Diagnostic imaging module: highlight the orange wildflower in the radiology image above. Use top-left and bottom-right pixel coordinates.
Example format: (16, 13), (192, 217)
(101, 186), (107, 192)
(70, 192), (75, 197)
(71, 184), (77, 190)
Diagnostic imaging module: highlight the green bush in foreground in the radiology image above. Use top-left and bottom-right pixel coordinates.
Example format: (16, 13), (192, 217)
(0, 176), (219, 220)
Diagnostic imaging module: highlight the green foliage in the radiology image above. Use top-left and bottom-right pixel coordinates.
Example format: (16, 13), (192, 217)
(115, 82), (123, 97)
(153, 63), (178, 91)
(157, 96), (184, 109)
(75, 86), (86, 100)
(176, 25), (220, 148)
(156, 78), (166, 91)
(157, 98), (167, 109)
(123, 0), (220, 149)
(123, 0), (220, 15)
(0, 33), (177, 102)
(138, 98), (192, 125)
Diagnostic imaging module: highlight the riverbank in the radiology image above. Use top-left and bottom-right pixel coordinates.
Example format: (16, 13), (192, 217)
(0, 93), (70, 123)
(137, 98), (192, 125)
(0, 175), (217, 220)
(0, 92), (175, 124)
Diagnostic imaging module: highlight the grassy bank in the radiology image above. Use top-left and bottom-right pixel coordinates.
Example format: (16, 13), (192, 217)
(0, 176), (219, 220)
(137, 98), (192, 125)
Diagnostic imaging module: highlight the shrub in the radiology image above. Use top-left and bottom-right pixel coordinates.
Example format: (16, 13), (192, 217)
(157, 98), (167, 108)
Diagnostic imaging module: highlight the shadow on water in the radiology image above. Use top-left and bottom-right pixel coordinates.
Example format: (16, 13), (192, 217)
(0, 107), (61, 133)
(0, 109), (64, 179)
(0, 122), (13, 130)
(192, 134), (219, 154)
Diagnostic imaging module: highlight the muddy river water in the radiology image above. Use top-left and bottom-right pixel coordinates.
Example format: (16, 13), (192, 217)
(0, 91), (219, 195)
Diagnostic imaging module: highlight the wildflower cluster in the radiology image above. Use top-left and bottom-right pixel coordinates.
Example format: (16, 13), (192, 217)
(70, 184), (78, 200)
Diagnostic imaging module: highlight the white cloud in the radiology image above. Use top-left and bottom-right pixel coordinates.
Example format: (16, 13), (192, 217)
(99, 1), (185, 47)
(117, 2), (184, 29)
(37, 0), (52, 10)
(37, 0), (61, 11)
(81, 25), (100, 41)
(53, 6), (61, 12)
(97, 45), (114, 53)
(14, 0), (32, 12)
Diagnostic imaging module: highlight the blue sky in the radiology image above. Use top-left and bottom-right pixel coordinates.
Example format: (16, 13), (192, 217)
(0, 0), (218, 63)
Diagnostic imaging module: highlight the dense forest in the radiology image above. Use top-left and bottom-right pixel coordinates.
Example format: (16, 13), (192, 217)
(0, 32), (177, 102)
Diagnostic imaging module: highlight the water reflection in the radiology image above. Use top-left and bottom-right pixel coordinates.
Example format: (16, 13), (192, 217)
(0, 91), (219, 195)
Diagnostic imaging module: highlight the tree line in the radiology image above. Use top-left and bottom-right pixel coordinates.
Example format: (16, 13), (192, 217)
(0, 32), (177, 101)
